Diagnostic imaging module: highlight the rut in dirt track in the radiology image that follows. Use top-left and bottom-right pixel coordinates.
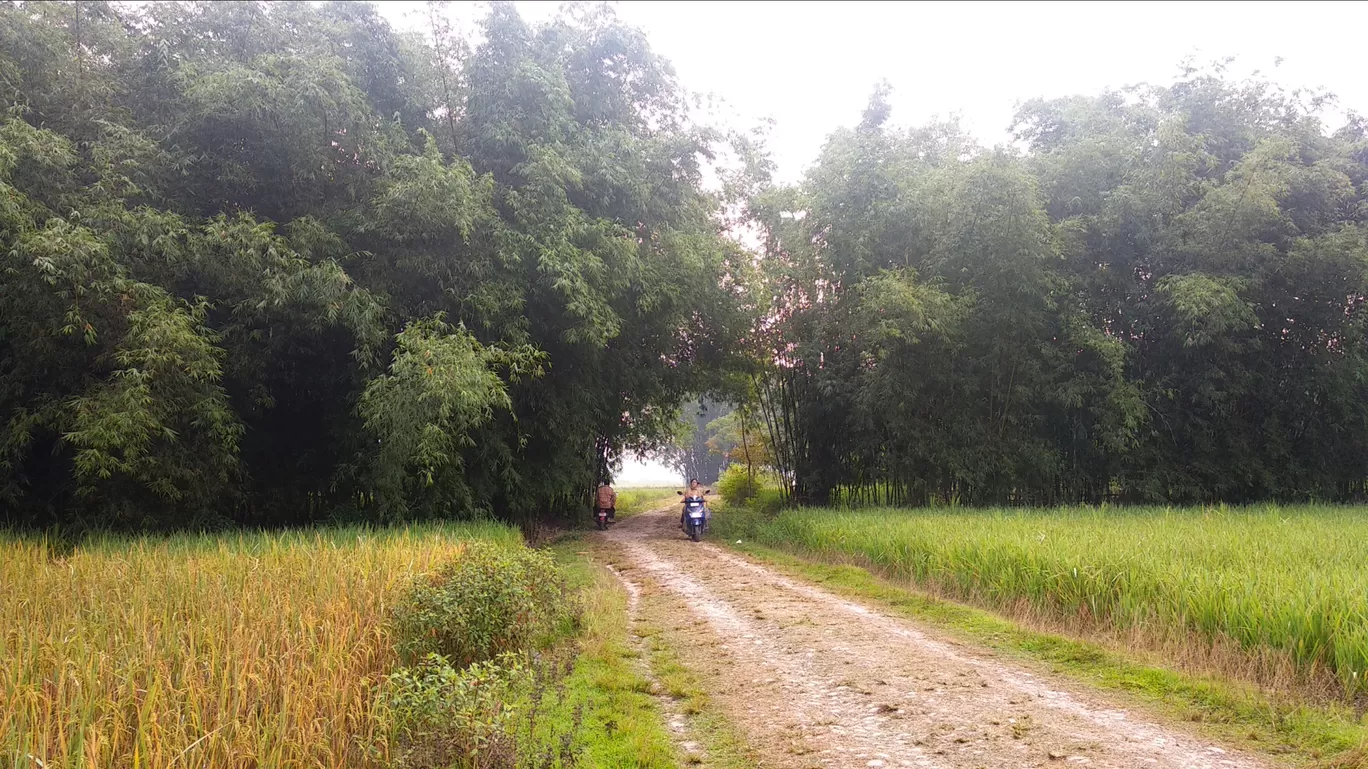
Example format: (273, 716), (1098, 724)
(601, 504), (1267, 769)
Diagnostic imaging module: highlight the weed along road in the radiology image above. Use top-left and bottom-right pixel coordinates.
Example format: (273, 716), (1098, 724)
(599, 504), (1265, 769)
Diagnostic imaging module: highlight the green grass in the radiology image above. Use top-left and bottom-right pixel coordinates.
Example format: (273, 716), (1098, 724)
(714, 504), (1368, 768)
(553, 532), (757, 768)
(633, 619), (758, 769)
(547, 540), (681, 768)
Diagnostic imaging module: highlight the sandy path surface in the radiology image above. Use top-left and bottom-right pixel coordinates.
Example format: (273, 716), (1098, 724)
(600, 504), (1268, 769)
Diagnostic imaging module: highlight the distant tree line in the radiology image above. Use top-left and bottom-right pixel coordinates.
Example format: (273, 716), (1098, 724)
(746, 71), (1368, 506)
(0, 1), (748, 529)
(653, 397), (730, 487)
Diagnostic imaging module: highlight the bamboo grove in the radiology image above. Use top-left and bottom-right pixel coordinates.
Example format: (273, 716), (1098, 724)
(4, 3), (1368, 529)
(0, 1), (749, 528)
(750, 78), (1368, 506)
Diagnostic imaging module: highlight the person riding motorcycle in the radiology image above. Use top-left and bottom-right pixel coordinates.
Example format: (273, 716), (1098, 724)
(595, 481), (617, 523)
(679, 478), (709, 530)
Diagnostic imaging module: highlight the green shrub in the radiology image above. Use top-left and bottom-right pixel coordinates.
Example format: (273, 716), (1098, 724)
(378, 653), (526, 769)
(716, 464), (758, 504)
(752, 486), (787, 515)
(376, 651), (583, 769)
(717, 464), (788, 515)
(393, 542), (576, 668)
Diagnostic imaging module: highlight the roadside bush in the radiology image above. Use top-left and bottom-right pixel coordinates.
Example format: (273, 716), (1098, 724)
(375, 651), (582, 769)
(393, 542), (576, 668)
(717, 464), (759, 504)
(752, 486), (787, 515)
(718, 465), (788, 514)
(378, 654), (525, 769)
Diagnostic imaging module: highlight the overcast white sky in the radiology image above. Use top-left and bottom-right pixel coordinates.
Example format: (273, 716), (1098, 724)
(374, 0), (1368, 485)
(377, 0), (1368, 185)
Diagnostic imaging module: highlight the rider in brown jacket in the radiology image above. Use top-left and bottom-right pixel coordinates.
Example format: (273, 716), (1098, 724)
(595, 482), (618, 522)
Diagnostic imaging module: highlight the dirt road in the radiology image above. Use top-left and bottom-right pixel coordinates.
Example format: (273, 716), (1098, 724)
(600, 504), (1266, 769)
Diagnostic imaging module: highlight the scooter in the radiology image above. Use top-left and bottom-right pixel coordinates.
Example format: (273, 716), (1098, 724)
(677, 489), (711, 542)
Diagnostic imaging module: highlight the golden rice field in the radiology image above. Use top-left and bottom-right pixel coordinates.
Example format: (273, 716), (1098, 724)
(0, 523), (519, 769)
(720, 504), (1368, 698)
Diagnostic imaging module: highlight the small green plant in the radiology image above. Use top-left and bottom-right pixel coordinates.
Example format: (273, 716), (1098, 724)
(750, 486), (788, 515)
(717, 465), (787, 514)
(379, 541), (594, 769)
(393, 542), (577, 668)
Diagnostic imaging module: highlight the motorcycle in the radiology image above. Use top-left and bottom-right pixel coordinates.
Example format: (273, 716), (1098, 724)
(594, 507), (611, 531)
(676, 489), (711, 542)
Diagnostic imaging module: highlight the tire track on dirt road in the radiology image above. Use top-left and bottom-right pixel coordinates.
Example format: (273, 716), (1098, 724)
(601, 504), (1267, 769)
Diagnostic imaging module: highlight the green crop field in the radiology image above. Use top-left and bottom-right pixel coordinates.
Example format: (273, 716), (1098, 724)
(719, 504), (1368, 699)
(615, 487), (680, 515)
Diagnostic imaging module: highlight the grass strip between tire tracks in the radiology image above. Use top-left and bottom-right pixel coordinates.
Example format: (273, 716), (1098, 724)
(545, 538), (680, 768)
(553, 527), (758, 769)
(630, 581), (759, 769)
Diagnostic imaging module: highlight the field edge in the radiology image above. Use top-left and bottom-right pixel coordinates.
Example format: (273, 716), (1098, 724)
(553, 530), (760, 769)
(545, 536), (683, 768)
(712, 519), (1368, 769)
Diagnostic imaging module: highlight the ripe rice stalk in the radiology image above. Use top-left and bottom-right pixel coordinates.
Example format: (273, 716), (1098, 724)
(0, 523), (519, 769)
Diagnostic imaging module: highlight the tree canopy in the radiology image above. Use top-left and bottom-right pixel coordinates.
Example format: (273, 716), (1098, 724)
(0, 0), (747, 529)
(749, 63), (1368, 506)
